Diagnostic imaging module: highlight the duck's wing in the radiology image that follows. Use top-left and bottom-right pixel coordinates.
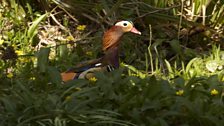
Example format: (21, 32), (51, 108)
(65, 57), (103, 73)
(61, 57), (103, 82)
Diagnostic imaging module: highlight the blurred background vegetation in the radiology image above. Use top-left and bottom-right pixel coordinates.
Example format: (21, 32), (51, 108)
(0, 0), (224, 125)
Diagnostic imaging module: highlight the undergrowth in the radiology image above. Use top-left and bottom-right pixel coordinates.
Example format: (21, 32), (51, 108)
(0, 0), (224, 126)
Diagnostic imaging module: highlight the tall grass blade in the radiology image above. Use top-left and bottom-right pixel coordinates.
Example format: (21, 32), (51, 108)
(27, 13), (48, 42)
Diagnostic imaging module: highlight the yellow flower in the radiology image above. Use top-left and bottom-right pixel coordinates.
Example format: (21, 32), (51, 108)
(89, 77), (97, 82)
(65, 96), (72, 101)
(18, 57), (31, 63)
(15, 50), (24, 56)
(86, 51), (93, 56)
(76, 25), (86, 31)
(29, 77), (36, 80)
(210, 89), (219, 96)
(66, 35), (75, 41)
(0, 39), (4, 45)
(130, 73), (139, 77)
(7, 73), (13, 78)
(176, 89), (184, 96)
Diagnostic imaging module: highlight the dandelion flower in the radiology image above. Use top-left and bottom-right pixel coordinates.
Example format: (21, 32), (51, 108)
(86, 51), (93, 56)
(7, 73), (13, 78)
(176, 89), (184, 96)
(89, 77), (97, 82)
(77, 25), (86, 31)
(65, 96), (72, 101)
(66, 35), (74, 41)
(0, 39), (4, 45)
(15, 50), (24, 56)
(210, 89), (219, 96)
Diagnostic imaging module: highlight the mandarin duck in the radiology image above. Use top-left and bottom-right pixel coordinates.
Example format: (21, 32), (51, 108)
(61, 20), (141, 82)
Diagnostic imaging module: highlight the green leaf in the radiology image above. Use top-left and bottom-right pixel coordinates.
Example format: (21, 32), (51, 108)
(47, 66), (62, 85)
(121, 63), (146, 79)
(37, 47), (50, 73)
(144, 77), (163, 99)
(206, 60), (218, 72)
(67, 114), (86, 123)
(152, 39), (166, 47)
(169, 39), (182, 55)
(58, 45), (68, 58)
(0, 97), (16, 112)
(164, 59), (174, 78)
(27, 13), (48, 41)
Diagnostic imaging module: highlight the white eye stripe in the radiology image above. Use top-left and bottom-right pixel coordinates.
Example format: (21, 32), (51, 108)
(115, 21), (132, 27)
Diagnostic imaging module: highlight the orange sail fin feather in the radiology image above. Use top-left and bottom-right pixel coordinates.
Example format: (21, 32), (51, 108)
(61, 20), (141, 82)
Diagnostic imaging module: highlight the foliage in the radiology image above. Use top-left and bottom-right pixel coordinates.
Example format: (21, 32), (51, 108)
(0, 0), (224, 126)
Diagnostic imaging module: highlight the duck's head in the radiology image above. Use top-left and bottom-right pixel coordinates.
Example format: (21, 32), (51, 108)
(114, 20), (141, 35)
(103, 20), (141, 51)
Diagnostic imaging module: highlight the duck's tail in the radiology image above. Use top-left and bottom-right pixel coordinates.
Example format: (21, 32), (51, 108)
(61, 72), (78, 82)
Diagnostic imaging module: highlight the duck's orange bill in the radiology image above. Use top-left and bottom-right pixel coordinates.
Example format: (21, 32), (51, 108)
(130, 27), (141, 35)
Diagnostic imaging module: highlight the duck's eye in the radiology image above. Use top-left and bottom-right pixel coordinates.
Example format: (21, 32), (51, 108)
(123, 23), (127, 26)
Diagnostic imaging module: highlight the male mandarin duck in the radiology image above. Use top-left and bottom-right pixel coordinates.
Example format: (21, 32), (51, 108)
(61, 20), (141, 82)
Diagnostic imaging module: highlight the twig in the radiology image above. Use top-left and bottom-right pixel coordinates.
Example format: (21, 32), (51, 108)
(178, 0), (184, 40)
(138, 4), (181, 18)
(121, 2), (180, 10)
(58, 6), (79, 23)
(120, 2), (181, 19)
(49, 12), (75, 43)
(81, 13), (100, 24)
(135, 6), (146, 27)
(137, 10), (163, 19)
(50, 13), (68, 31)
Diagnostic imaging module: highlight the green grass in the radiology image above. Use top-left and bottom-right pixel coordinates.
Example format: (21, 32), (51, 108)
(0, 0), (224, 126)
